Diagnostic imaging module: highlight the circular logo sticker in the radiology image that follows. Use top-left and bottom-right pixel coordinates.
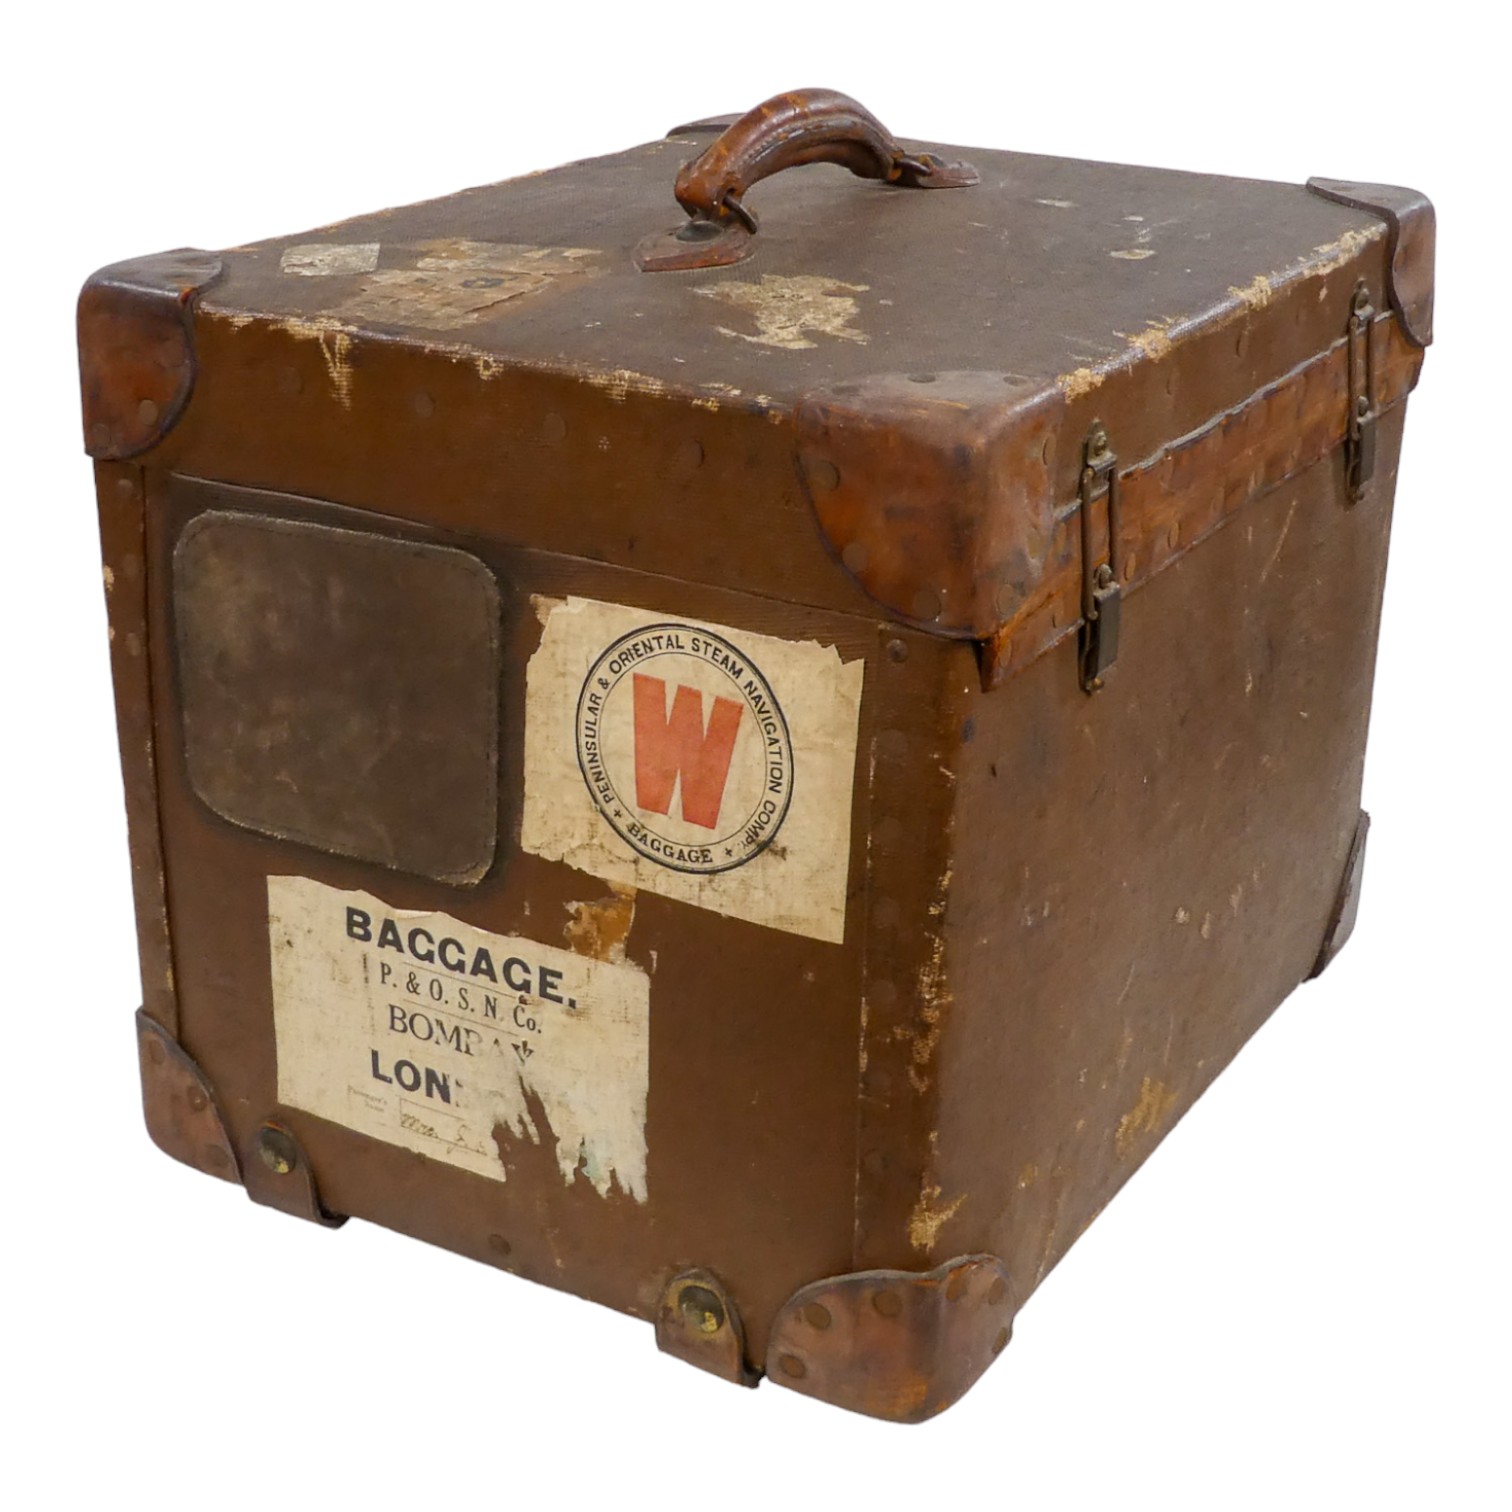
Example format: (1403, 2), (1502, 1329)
(575, 622), (794, 875)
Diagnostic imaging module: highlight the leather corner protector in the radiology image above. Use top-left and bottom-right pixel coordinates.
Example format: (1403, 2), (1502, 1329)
(655, 1268), (759, 1386)
(1306, 180), (1434, 347)
(78, 249), (224, 459)
(796, 375), (1065, 640)
(243, 1120), (347, 1229)
(136, 1009), (240, 1184)
(765, 1254), (1014, 1423)
(1310, 810), (1371, 980)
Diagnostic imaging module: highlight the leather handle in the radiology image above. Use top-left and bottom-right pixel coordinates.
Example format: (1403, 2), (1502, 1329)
(635, 88), (978, 272)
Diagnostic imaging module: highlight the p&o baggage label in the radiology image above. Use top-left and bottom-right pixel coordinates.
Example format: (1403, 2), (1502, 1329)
(522, 598), (864, 943)
(268, 876), (650, 1200)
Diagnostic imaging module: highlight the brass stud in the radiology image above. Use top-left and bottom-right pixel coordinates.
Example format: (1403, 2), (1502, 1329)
(945, 1270), (968, 1303)
(885, 638), (909, 664)
(911, 588), (943, 623)
(803, 1303), (832, 1330)
(488, 1233), (512, 1257)
(185, 1086), (208, 1113)
(678, 1283), (726, 1336)
(412, 391), (436, 418)
(541, 413), (567, 445)
(872, 1290), (902, 1319)
(256, 1127), (297, 1176)
(841, 540), (870, 573)
(808, 459), (841, 492)
(778, 1353), (807, 1379)
(136, 399), (159, 427)
(987, 1276), (1008, 1306)
(145, 1038), (166, 1067)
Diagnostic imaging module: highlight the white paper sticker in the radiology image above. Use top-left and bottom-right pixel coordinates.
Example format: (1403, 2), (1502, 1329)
(268, 875), (649, 1200)
(520, 597), (865, 943)
(279, 242), (381, 277)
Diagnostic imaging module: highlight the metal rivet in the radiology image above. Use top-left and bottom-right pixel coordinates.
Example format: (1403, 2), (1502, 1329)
(809, 459), (841, 492)
(778, 1353), (807, 1379)
(256, 1127), (296, 1176)
(203, 1145), (229, 1170)
(541, 413), (567, 445)
(677, 439), (704, 472)
(885, 638), (908, 664)
(114, 476), (137, 501)
(841, 540), (870, 573)
(987, 1276), (1008, 1306)
(488, 1233), (512, 1257)
(911, 588), (942, 623)
(136, 399), (159, 426)
(277, 365), (303, 396)
(124, 632), (143, 658)
(945, 1270), (968, 1303)
(413, 390), (436, 418)
(872, 1290), (903, 1319)
(145, 1038), (166, 1066)
(90, 423), (113, 451)
(992, 1326), (1010, 1354)
(678, 1284), (726, 1336)
(185, 1086), (208, 1113)
(803, 1303), (832, 1330)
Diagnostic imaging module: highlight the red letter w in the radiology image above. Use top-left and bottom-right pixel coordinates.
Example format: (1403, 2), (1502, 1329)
(632, 674), (744, 829)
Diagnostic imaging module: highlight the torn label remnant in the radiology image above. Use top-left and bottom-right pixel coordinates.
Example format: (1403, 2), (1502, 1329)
(269, 875), (650, 1200)
(280, 243), (381, 277)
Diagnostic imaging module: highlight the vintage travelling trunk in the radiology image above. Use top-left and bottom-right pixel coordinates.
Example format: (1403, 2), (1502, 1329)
(79, 89), (1434, 1421)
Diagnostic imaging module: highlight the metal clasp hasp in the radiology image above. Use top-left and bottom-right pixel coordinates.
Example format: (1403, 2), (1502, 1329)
(1345, 280), (1376, 503)
(1078, 421), (1122, 693)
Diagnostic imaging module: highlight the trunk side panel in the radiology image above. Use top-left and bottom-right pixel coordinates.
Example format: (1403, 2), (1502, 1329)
(931, 409), (1403, 1300)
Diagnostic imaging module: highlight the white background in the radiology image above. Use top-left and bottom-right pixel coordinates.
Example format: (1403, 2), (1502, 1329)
(4, 5), (1505, 1508)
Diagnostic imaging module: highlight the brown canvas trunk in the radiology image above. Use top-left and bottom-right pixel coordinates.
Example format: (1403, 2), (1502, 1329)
(79, 90), (1434, 1422)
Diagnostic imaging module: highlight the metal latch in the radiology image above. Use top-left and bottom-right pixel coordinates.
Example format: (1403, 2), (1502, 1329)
(1346, 281), (1376, 503)
(1078, 421), (1121, 693)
